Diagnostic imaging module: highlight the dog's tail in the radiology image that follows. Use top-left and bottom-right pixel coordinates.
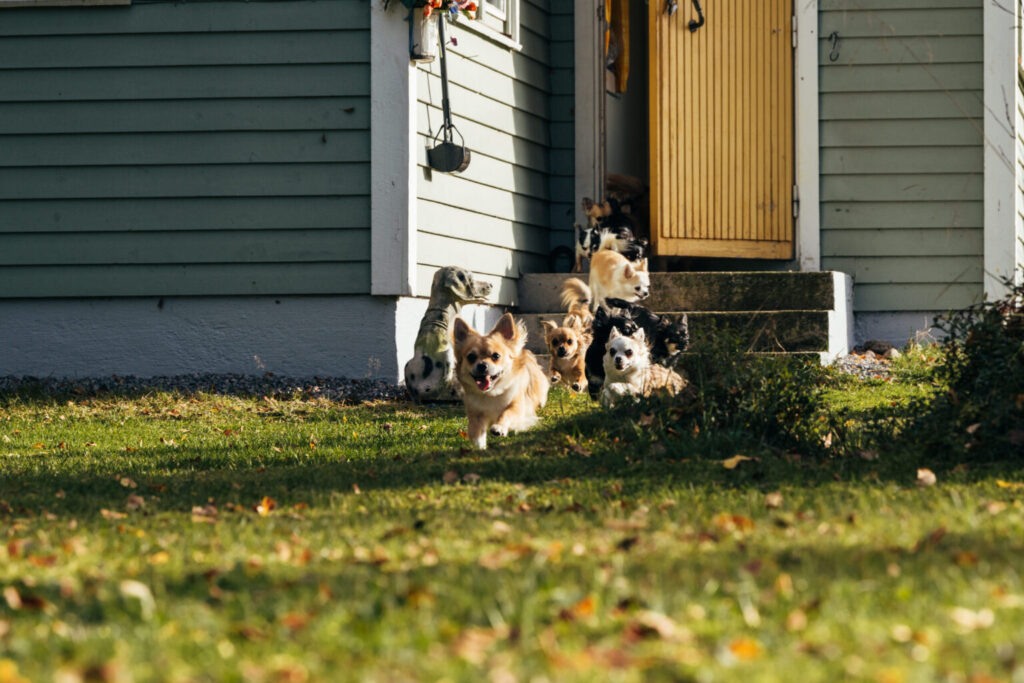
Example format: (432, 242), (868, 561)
(561, 278), (591, 312)
(596, 230), (623, 254)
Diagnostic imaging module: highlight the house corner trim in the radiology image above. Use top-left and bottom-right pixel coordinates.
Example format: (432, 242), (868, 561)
(371, 2), (418, 297)
(983, 0), (1020, 298)
(794, 0), (820, 272)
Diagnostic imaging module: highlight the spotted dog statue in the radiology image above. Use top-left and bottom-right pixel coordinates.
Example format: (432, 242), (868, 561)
(404, 266), (493, 402)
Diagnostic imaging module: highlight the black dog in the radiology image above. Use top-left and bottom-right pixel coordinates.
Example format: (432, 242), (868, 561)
(585, 299), (690, 400)
(574, 198), (650, 272)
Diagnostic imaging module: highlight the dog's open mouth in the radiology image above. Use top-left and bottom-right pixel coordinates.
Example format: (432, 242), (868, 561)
(474, 373), (501, 391)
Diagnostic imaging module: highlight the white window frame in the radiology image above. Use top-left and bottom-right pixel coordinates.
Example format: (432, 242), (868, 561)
(460, 0), (521, 51)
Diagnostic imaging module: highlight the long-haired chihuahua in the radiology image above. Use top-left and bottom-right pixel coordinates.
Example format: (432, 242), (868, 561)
(452, 313), (549, 449)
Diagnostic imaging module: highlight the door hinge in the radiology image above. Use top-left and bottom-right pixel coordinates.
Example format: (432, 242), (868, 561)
(791, 13), (797, 49)
(792, 184), (800, 219)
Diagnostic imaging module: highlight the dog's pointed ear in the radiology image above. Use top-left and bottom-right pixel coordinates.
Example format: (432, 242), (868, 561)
(638, 258), (649, 272)
(609, 326), (622, 341)
(633, 327), (647, 344)
(491, 313), (518, 342)
(582, 197), (595, 213)
(623, 263), (635, 279)
(566, 315), (582, 331)
(452, 317), (473, 349)
(540, 319), (557, 335)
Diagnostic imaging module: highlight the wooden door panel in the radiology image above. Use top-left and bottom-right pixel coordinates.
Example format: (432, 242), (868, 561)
(649, 0), (794, 259)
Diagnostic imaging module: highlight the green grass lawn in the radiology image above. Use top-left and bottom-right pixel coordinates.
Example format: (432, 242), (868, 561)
(1, 369), (1022, 682)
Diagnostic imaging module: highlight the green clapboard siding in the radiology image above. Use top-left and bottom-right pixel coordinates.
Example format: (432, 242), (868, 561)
(0, 0), (370, 298)
(415, 0), (561, 305)
(819, 0), (983, 314)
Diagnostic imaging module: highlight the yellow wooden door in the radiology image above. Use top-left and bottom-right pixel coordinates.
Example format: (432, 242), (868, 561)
(649, 0), (794, 259)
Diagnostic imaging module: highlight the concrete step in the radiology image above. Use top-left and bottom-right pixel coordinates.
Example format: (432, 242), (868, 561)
(518, 310), (830, 355)
(518, 271), (838, 314)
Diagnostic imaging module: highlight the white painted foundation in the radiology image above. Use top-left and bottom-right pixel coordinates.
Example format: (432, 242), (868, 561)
(0, 296), (401, 380)
(854, 312), (945, 348)
(0, 296), (512, 382)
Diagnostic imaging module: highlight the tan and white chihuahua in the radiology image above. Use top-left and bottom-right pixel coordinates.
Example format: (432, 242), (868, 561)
(585, 232), (650, 311)
(452, 313), (549, 449)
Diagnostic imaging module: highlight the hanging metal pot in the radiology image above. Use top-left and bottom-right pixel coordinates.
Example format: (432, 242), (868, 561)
(427, 14), (471, 173)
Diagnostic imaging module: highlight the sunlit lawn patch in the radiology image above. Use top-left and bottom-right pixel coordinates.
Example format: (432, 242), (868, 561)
(0, 377), (1021, 681)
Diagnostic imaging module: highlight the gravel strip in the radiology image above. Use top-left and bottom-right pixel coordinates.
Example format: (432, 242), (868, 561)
(0, 374), (405, 402)
(833, 352), (894, 381)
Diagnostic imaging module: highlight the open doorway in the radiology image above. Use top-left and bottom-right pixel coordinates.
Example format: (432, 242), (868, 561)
(596, 0), (799, 269)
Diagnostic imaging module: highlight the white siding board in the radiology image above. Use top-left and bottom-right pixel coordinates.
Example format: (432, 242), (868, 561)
(418, 199), (549, 254)
(416, 135), (549, 200)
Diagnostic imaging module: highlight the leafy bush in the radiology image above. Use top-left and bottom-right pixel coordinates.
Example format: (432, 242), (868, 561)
(631, 324), (832, 457)
(902, 276), (1024, 459)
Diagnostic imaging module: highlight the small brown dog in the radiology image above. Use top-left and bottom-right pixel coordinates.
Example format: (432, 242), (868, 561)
(452, 313), (549, 449)
(540, 313), (591, 393)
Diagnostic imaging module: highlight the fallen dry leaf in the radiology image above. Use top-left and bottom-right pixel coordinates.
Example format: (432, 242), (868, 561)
(149, 551), (170, 565)
(712, 513), (755, 532)
(570, 595), (595, 618)
(125, 495), (145, 511)
(916, 468), (937, 487)
(100, 509), (127, 520)
(478, 543), (532, 570)
(119, 477), (137, 489)
(462, 473), (481, 484)
(996, 480), (1024, 490)
(255, 496), (276, 516)
(728, 637), (763, 661)
(721, 455), (754, 470)
(786, 609), (808, 631)
(280, 612), (310, 631)
(953, 551), (978, 567)
(452, 627), (498, 665)
(985, 501), (1008, 515)
(442, 470), (459, 485)
(28, 555), (57, 568)
(626, 611), (687, 643)
(950, 607), (994, 632)
(2, 588), (20, 610)
(567, 443), (592, 457)
(764, 491), (783, 509)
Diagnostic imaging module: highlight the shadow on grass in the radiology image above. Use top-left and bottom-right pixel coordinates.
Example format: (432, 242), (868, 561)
(0, 395), (1015, 521)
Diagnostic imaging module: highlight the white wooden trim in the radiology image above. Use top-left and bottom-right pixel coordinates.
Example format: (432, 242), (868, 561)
(458, 16), (523, 51)
(371, 1), (418, 297)
(983, 0), (1021, 298)
(574, 0), (604, 222)
(794, 0), (820, 272)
